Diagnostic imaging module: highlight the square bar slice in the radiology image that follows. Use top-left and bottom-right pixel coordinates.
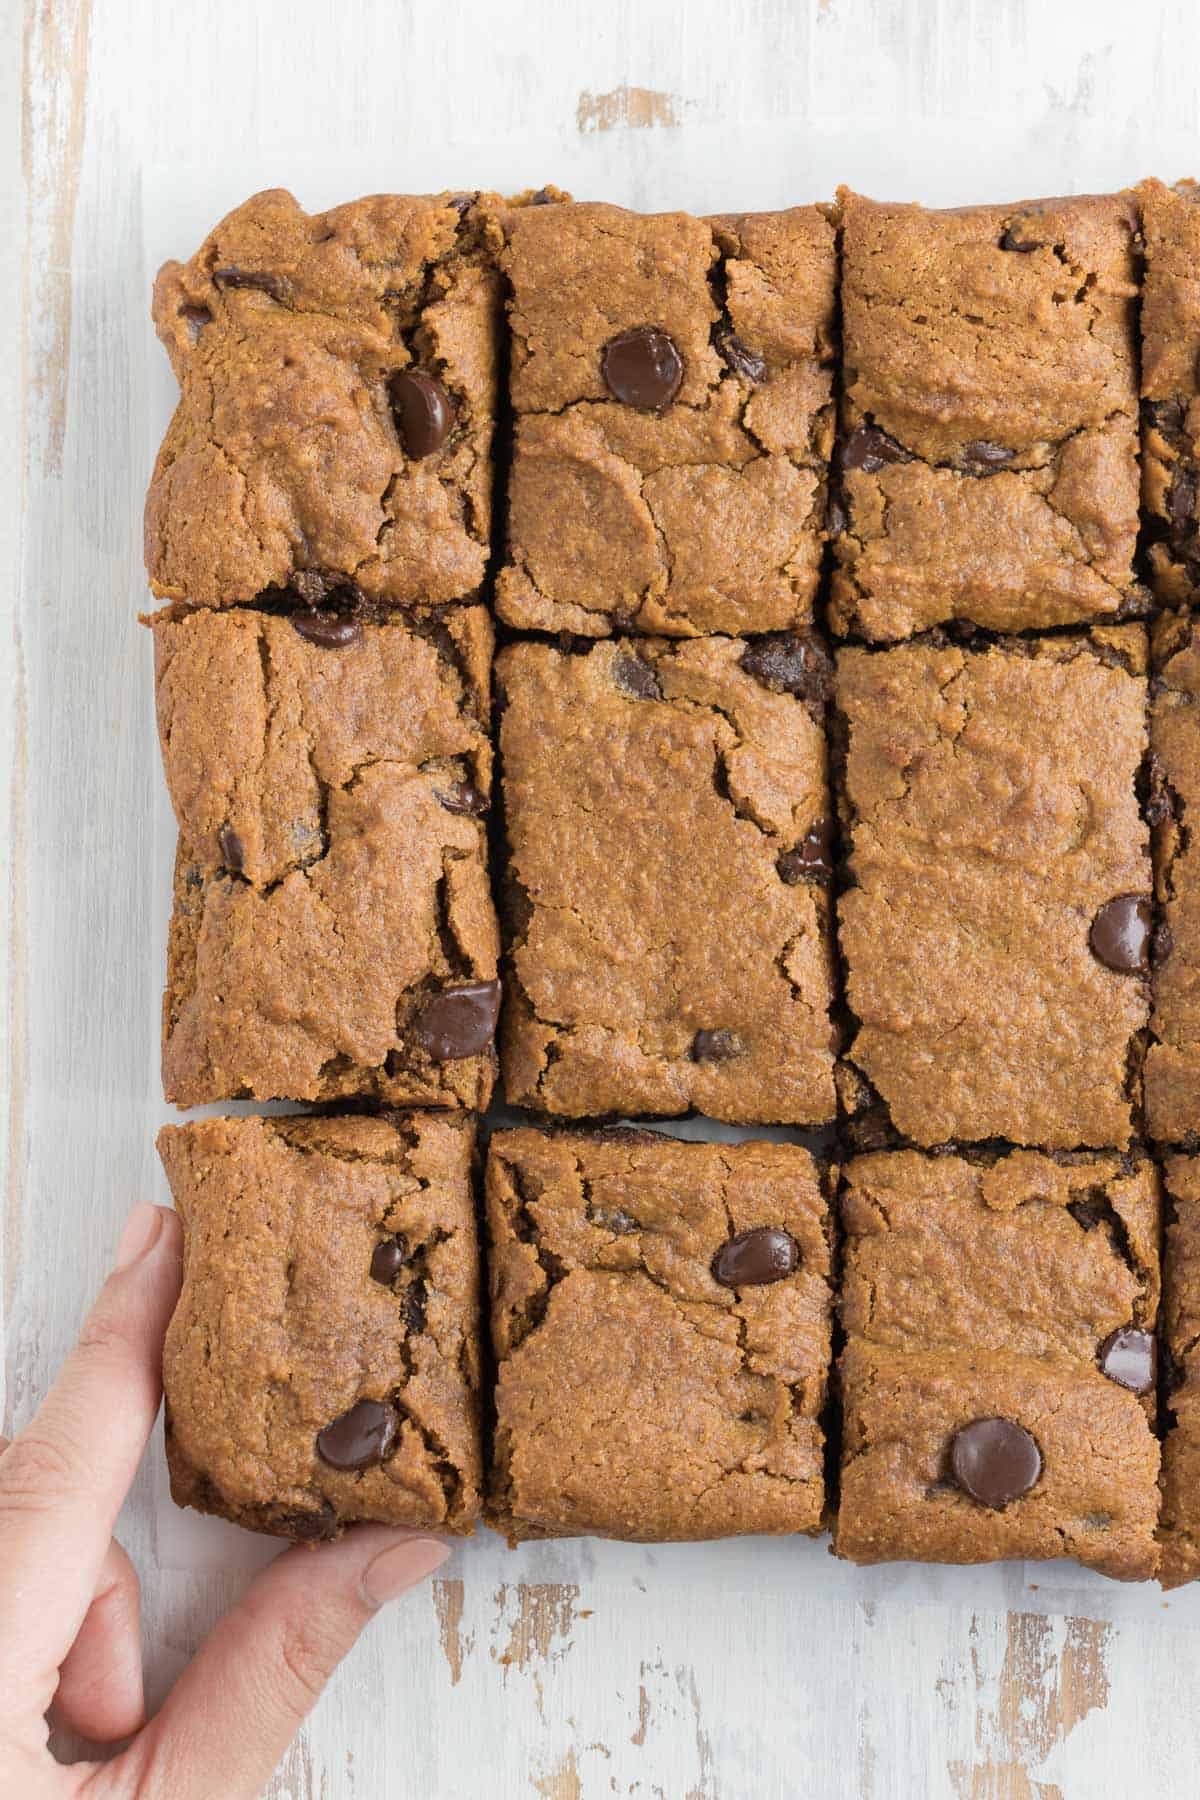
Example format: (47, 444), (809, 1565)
(160, 1113), (483, 1539)
(836, 628), (1151, 1148)
(835, 1150), (1161, 1582)
(156, 605), (499, 1108)
(1139, 179), (1200, 607)
(1147, 611), (1200, 1143)
(831, 189), (1142, 641)
(499, 635), (837, 1124)
(494, 200), (836, 636)
(487, 1128), (833, 1542)
(145, 186), (513, 613)
(1161, 1155), (1200, 1586)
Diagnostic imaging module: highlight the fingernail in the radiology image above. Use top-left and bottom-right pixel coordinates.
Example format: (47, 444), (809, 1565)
(361, 1537), (451, 1608)
(114, 1202), (166, 1271)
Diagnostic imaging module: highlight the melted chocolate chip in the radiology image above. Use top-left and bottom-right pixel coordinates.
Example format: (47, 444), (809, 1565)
(601, 326), (684, 412)
(776, 817), (835, 884)
(1090, 895), (1152, 974)
(825, 489), (848, 536)
(1168, 466), (1197, 539)
(692, 1028), (744, 1062)
(1099, 1326), (1156, 1394)
(180, 303), (211, 343)
(316, 1399), (397, 1471)
(1000, 224), (1041, 253)
(218, 825), (244, 874)
(949, 1418), (1042, 1509)
(446, 191), (478, 215)
(714, 324), (767, 383)
(1144, 397), (1187, 443)
(292, 611), (362, 648)
(712, 1226), (799, 1288)
(739, 633), (833, 707)
(839, 424), (912, 475)
(391, 371), (454, 458)
(963, 439), (1016, 470)
(404, 1283), (427, 1334)
(435, 781), (490, 817)
(613, 655), (661, 700)
(370, 1237), (407, 1285)
(415, 980), (502, 1059)
(213, 265), (287, 299)
(589, 1205), (638, 1235)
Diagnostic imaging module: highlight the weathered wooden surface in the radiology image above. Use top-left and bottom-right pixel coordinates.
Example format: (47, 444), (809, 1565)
(9, 2), (1200, 1794)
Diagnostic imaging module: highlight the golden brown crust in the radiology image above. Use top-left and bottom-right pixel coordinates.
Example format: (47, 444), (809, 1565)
(156, 608), (498, 1107)
(837, 631), (1151, 1147)
(495, 200), (836, 636)
(160, 1113), (483, 1539)
(832, 189), (1141, 640)
(498, 636), (837, 1124)
(485, 1129), (832, 1542)
(1147, 611), (1200, 1142)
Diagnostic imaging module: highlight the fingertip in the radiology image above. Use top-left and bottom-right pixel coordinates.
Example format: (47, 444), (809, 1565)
(360, 1536), (451, 1608)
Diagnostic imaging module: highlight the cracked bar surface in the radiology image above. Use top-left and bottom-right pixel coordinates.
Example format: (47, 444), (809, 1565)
(155, 606), (498, 1107)
(836, 628), (1151, 1148)
(145, 187), (510, 613)
(160, 1113), (483, 1539)
(1139, 179), (1200, 607)
(486, 1128), (833, 1542)
(831, 189), (1142, 641)
(498, 636), (837, 1123)
(1147, 611), (1200, 1142)
(493, 200), (836, 636)
(1160, 1155), (1200, 1587)
(834, 1150), (1161, 1581)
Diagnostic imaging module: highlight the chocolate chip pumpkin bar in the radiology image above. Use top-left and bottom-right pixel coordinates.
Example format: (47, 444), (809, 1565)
(1146, 610), (1200, 1143)
(498, 635), (838, 1124)
(145, 187), (511, 615)
(486, 1128), (833, 1542)
(1160, 1154), (1200, 1586)
(159, 1113), (483, 1539)
(493, 199), (836, 636)
(836, 628), (1152, 1149)
(831, 189), (1142, 641)
(155, 605), (499, 1108)
(834, 1150), (1161, 1581)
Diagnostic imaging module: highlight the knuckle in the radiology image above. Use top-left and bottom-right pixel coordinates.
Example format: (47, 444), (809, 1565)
(75, 1306), (138, 1364)
(274, 1614), (344, 1714)
(0, 1430), (80, 1511)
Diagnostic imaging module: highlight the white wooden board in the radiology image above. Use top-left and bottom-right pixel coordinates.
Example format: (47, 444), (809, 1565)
(10, 2), (1200, 1795)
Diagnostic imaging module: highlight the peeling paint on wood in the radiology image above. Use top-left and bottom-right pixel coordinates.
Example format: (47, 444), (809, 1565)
(493, 1580), (580, 1673)
(432, 1576), (473, 1686)
(577, 85), (681, 132)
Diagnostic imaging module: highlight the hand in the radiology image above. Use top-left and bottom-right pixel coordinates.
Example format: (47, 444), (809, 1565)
(0, 1202), (450, 1799)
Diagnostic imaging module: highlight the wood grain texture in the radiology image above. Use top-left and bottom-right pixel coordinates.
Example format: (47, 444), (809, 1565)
(10, 2), (1200, 1795)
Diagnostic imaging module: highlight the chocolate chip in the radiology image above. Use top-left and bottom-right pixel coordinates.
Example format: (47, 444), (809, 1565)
(1089, 895), (1152, 974)
(391, 371), (454, 458)
(949, 1418), (1042, 1509)
(963, 440), (1015, 470)
(714, 324), (767, 383)
(316, 1398), (397, 1471)
(1098, 1326), (1156, 1394)
(825, 489), (847, 536)
(839, 424), (911, 475)
(739, 633), (833, 707)
(179, 303), (211, 343)
(776, 817), (835, 884)
(213, 265), (287, 299)
(415, 979), (502, 1059)
(292, 611), (362, 648)
(1144, 397), (1187, 443)
(692, 1028), (744, 1062)
(712, 1226), (799, 1287)
(436, 780), (490, 817)
(446, 191), (478, 215)
(588, 1205), (638, 1235)
(218, 825), (244, 874)
(370, 1236), (407, 1285)
(613, 655), (661, 699)
(601, 326), (684, 412)
(1000, 223), (1041, 253)
(404, 1282), (427, 1334)
(1168, 466), (1197, 539)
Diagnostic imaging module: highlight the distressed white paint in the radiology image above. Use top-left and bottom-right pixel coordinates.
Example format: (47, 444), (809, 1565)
(10, 2), (1200, 1795)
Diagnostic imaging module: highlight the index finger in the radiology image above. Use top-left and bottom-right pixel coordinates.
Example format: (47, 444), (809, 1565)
(0, 1203), (181, 1707)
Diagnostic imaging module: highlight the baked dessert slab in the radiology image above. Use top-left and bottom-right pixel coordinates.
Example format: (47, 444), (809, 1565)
(155, 605), (499, 1108)
(486, 1128), (833, 1542)
(836, 628), (1152, 1149)
(494, 200), (836, 637)
(498, 635), (838, 1124)
(160, 1113), (483, 1539)
(1147, 610), (1200, 1144)
(831, 189), (1142, 641)
(146, 187), (506, 615)
(1161, 1155), (1200, 1587)
(1139, 179), (1200, 607)
(834, 1150), (1161, 1581)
